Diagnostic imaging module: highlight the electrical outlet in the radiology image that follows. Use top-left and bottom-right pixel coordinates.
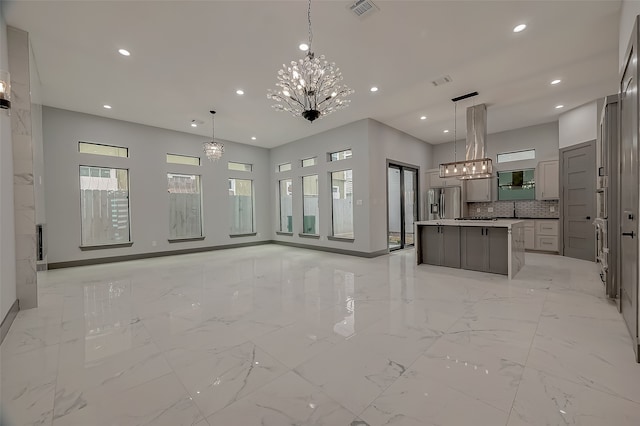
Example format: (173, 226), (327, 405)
(151, 240), (157, 247)
(356, 199), (363, 206)
(550, 206), (555, 212)
(476, 208), (481, 213)
(488, 207), (494, 213)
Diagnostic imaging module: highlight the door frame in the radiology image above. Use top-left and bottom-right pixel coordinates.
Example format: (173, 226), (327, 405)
(619, 18), (640, 361)
(558, 139), (596, 258)
(386, 160), (419, 252)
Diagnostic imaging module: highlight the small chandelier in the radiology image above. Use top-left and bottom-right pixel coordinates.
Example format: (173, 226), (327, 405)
(203, 110), (224, 161)
(267, 0), (354, 122)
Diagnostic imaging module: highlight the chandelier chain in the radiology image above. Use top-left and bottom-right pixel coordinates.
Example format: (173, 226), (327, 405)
(307, 0), (313, 51)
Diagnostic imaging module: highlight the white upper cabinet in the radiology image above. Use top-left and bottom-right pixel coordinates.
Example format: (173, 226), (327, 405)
(536, 160), (559, 200)
(465, 177), (495, 202)
(427, 170), (461, 188)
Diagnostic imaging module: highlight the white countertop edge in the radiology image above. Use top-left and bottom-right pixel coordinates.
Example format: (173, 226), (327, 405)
(416, 219), (525, 227)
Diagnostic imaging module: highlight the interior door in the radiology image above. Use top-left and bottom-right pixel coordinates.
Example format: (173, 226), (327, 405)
(562, 142), (596, 261)
(619, 41), (638, 359)
(387, 163), (418, 251)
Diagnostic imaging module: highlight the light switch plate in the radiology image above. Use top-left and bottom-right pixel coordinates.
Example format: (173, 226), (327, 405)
(550, 206), (555, 212)
(476, 208), (481, 213)
(356, 199), (363, 205)
(488, 207), (494, 212)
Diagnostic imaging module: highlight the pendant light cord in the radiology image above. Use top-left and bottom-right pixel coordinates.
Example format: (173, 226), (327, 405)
(308, 0), (313, 52)
(453, 101), (457, 162)
(210, 110), (216, 142)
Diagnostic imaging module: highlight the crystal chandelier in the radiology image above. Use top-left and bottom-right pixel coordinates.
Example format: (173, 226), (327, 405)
(203, 110), (224, 161)
(267, 0), (354, 122)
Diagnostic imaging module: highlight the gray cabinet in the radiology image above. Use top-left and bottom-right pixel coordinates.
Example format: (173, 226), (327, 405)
(420, 225), (460, 268)
(461, 226), (509, 275)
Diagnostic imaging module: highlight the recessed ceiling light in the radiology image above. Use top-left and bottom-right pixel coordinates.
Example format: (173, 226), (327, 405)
(513, 24), (527, 33)
(443, 129), (449, 133)
(299, 43), (309, 51)
(251, 136), (257, 140)
(555, 104), (564, 109)
(420, 116), (427, 120)
(236, 89), (244, 95)
(550, 79), (561, 85)
(103, 104), (112, 109)
(370, 86), (378, 92)
(118, 48), (130, 56)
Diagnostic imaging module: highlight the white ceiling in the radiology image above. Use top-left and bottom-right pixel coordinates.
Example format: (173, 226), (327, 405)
(3, 0), (622, 148)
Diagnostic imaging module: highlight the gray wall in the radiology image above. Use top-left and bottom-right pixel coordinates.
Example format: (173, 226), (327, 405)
(620, 1), (640, 70)
(42, 107), (271, 264)
(368, 119), (432, 252)
(269, 119), (372, 252)
(0, 6), (16, 320)
(432, 121), (559, 172)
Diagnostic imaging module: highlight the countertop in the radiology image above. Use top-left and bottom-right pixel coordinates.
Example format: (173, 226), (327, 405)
(416, 219), (524, 228)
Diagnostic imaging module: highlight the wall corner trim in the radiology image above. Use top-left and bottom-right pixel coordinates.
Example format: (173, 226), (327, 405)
(0, 299), (20, 345)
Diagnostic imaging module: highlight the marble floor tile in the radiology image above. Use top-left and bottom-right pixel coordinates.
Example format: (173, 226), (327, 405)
(418, 337), (524, 412)
(295, 342), (407, 414)
(174, 341), (288, 418)
(360, 364), (509, 426)
(206, 371), (360, 426)
(55, 341), (173, 413)
(508, 367), (640, 426)
(252, 300), (393, 368)
(52, 372), (204, 426)
(1, 246), (638, 426)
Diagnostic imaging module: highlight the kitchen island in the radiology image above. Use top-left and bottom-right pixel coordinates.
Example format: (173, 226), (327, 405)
(416, 219), (525, 279)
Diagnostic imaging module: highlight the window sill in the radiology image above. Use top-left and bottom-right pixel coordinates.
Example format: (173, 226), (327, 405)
(80, 242), (133, 251)
(168, 236), (205, 243)
(327, 236), (355, 242)
(276, 231), (293, 236)
(299, 233), (320, 239)
(229, 233), (257, 238)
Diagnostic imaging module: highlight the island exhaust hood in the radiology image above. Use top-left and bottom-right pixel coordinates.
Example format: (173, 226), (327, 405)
(439, 93), (493, 180)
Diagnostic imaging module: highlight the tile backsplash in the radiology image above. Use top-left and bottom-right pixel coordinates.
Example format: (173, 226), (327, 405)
(468, 200), (559, 218)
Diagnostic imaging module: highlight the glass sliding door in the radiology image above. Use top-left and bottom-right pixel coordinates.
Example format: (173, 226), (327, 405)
(387, 163), (418, 250)
(387, 166), (402, 250)
(403, 168), (417, 246)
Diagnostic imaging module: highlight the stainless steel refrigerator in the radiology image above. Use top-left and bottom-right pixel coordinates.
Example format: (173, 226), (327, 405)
(427, 187), (461, 220)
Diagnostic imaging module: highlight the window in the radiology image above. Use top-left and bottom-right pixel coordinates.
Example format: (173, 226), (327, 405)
(303, 175), (319, 235)
(79, 166), (130, 246)
(167, 154), (200, 166)
(279, 179), (293, 233)
(228, 162), (253, 172)
(497, 149), (535, 163)
(79, 142), (128, 158)
(229, 178), (254, 234)
(329, 149), (352, 161)
(167, 174), (202, 239)
(278, 163), (292, 172)
(302, 157), (317, 167)
(331, 169), (353, 238)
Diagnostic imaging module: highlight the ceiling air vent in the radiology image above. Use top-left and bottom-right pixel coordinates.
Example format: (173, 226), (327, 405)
(431, 75), (453, 87)
(348, 0), (379, 18)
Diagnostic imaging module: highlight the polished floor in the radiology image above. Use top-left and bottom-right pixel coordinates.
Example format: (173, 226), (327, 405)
(1, 245), (640, 425)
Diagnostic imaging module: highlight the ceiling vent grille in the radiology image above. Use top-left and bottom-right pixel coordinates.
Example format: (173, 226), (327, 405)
(431, 75), (453, 87)
(348, 0), (379, 18)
